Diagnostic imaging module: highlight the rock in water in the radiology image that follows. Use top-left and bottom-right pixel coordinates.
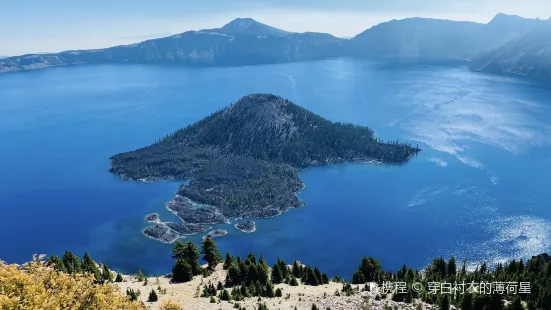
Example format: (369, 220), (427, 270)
(202, 229), (228, 240)
(235, 220), (256, 233)
(143, 224), (180, 243)
(144, 213), (160, 223)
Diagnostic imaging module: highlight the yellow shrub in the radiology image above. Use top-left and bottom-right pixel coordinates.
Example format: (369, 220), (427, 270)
(0, 255), (144, 310)
(159, 299), (183, 310)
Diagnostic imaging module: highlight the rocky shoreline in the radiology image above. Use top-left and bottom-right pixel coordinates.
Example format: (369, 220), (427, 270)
(109, 94), (419, 244)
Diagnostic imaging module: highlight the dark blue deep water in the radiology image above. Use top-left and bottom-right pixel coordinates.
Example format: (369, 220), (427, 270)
(2, 59), (551, 278)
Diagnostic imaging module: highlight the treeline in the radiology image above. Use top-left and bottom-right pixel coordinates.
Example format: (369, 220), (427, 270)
(169, 238), (330, 305)
(170, 237), (551, 310)
(46, 250), (119, 284)
(39, 240), (551, 310)
(349, 254), (551, 310)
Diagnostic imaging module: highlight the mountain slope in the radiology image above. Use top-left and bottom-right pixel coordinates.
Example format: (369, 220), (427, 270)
(345, 14), (545, 63)
(469, 18), (551, 81)
(2, 14), (549, 81)
(0, 18), (343, 73)
(109, 94), (419, 242)
(472, 13), (545, 54)
(346, 17), (484, 61)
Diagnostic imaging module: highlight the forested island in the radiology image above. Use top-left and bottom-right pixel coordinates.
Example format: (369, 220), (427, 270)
(110, 94), (419, 242)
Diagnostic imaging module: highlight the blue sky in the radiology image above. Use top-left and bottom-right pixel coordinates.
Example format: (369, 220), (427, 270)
(2, 0), (550, 56)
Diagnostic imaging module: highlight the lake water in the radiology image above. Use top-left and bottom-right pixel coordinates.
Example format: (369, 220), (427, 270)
(2, 59), (551, 278)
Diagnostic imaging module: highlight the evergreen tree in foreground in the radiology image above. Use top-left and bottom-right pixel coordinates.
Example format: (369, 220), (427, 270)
(172, 240), (202, 276)
(148, 289), (158, 302)
(61, 250), (81, 274)
(271, 262), (283, 284)
(115, 272), (124, 282)
(46, 254), (67, 273)
(223, 252), (235, 270)
(81, 252), (101, 282)
(136, 269), (146, 282)
(102, 264), (114, 282)
(201, 237), (222, 270)
(439, 294), (450, 310)
(172, 259), (193, 283)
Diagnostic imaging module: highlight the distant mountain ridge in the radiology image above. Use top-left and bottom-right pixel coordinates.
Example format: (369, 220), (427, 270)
(201, 17), (292, 36)
(1, 14), (550, 83)
(0, 18), (343, 72)
(469, 17), (551, 81)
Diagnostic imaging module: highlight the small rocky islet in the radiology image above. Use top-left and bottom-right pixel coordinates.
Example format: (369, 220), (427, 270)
(142, 224), (180, 243)
(202, 229), (228, 240)
(111, 94), (420, 243)
(235, 220), (256, 233)
(144, 213), (160, 223)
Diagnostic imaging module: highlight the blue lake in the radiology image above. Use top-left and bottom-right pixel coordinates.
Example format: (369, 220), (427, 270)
(1, 59), (551, 278)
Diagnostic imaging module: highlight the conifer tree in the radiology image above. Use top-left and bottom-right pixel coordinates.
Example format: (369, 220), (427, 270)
(126, 288), (140, 301)
(352, 269), (366, 284)
(46, 254), (67, 273)
(259, 253), (270, 274)
(226, 262), (242, 286)
(115, 272), (124, 282)
(303, 267), (319, 286)
(240, 285), (249, 298)
(223, 252), (234, 270)
(256, 263), (269, 286)
(289, 274), (299, 286)
(313, 267), (323, 285)
(276, 258), (288, 280)
(172, 259), (193, 283)
(246, 264), (260, 285)
(246, 252), (257, 265)
(265, 283), (275, 298)
(292, 260), (302, 278)
(271, 263), (283, 284)
(439, 294), (450, 310)
(461, 293), (473, 310)
(201, 237), (222, 270)
(405, 288), (413, 304)
(102, 264), (114, 282)
(81, 252), (101, 282)
(148, 289), (159, 302)
(254, 281), (263, 297)
(136, 269), (146, 282)
(172, 241), (202, 276)
(62, 250), (81, 274)
(447, 257), (457, 278)
(321, 273), (329, 284)
(220, 289), (231, 301)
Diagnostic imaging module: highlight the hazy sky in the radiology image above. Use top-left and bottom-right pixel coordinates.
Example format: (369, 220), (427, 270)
(2, 0), (550, 56)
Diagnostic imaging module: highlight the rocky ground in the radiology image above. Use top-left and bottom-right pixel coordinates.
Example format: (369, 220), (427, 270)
(115, 264), (436, 310)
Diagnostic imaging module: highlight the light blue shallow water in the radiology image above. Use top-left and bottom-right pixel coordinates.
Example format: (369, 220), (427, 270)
(1, 59), (551, 278)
